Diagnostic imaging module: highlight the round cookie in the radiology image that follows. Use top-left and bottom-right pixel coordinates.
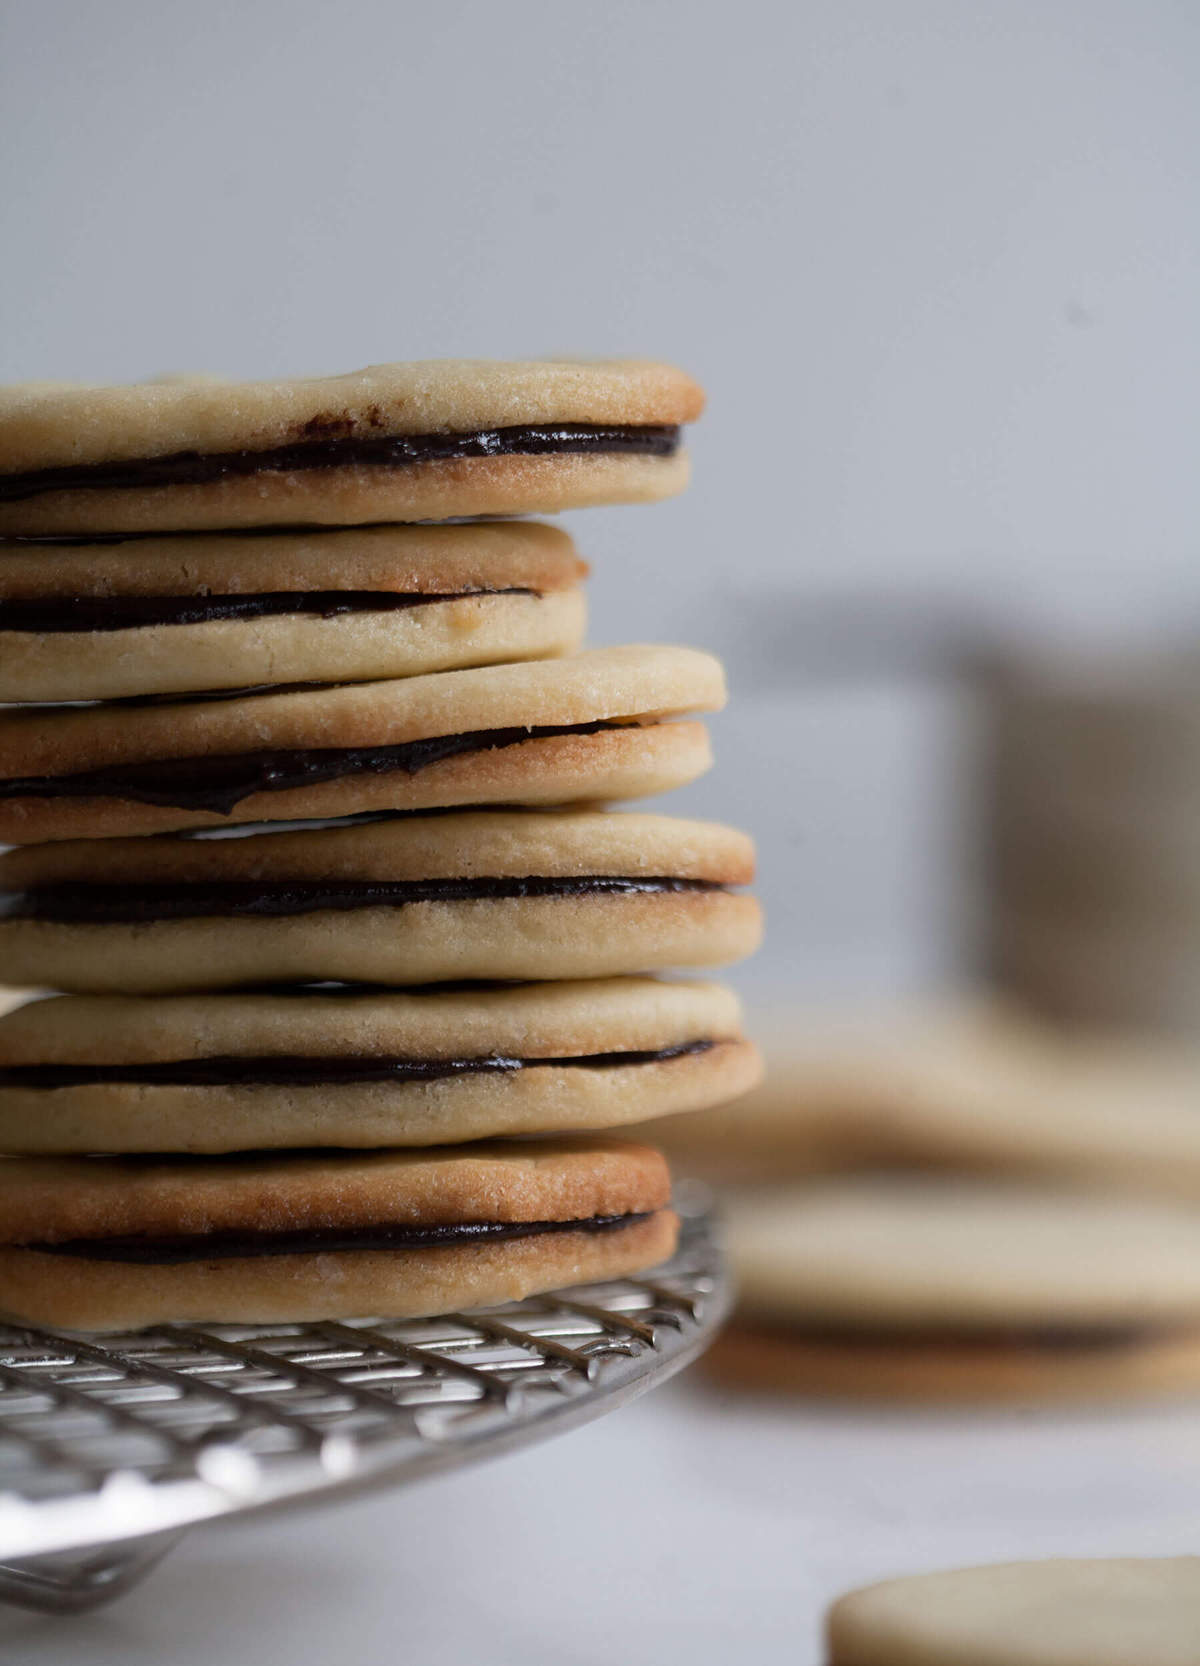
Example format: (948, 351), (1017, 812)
(635, 1002), (1002, 1182)
(708, 1177), (1200, 1402)
(0, 359), (703, 535)
(0, 1137), (677, 1330)
(0, 643), (724, 842)
(0, 521), (587, 703)
(827, 1557), (1200, 1666)
(0, 977), (762, 1153)
(639, 999), (1200, 1199)
(0, 808), (761, 993)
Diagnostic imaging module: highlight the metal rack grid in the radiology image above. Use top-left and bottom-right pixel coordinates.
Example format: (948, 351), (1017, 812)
(0, 1196), (727, 1614)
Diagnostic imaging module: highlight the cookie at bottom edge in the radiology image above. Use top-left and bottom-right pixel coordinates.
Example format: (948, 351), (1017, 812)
(0, 1210), (678, 1332)
(827, 1557), (1200, 1666)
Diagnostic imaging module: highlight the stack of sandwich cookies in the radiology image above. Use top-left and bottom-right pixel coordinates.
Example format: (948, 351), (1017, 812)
(0, 356), (762, 1331)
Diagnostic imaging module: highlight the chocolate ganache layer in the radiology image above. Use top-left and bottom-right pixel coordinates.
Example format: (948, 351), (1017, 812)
(733, 1319), (1160, 1355)
(0, 1040), (713, 1088)
(27, 1211), (651, 1264)
(0, 424), (682, 503)
(0, 876), (724, 924)
(0, 718), (627, 814)
(0, 588), (534, 634)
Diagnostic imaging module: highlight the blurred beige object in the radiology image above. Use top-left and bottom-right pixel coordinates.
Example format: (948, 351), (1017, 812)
(638, 998), (1011, 1181)
(0, 990), (33, 1017)
(642, 996), (1200, 1199)
(707, 1177), (1200, 1402)
(994, 910), (1200, 1037)
(827, 1557), (1200, 1666)
(986, 647), (1200, 1037)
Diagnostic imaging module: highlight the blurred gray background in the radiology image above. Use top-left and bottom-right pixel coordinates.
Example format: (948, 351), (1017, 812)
(3, 0), (1197, 999)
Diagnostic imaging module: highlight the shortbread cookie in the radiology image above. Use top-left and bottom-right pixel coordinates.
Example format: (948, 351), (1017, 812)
(0, 977), (761, 1153)
(707, 1178), (1200, 1402)
(0, 644), (723, 842)
(639, 999), (1200, 1198)
(0, 360), (703, 535)
(828, 1558), (1200, 1666)
(0, 522), (587, 702)
(0, 809), (761, 992)
(636, 1002), (1001, 1182)
(0, 1138), (677, 1330)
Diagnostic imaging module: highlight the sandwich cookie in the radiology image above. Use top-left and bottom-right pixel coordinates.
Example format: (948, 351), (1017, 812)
(827, 1558), (1200, 1666)
(632, 1002), (998, 1183)
(0, 977), (761, 1154)
(638, 998), (1200, 1199)
(0, 1138), (677, 1330)
(709, 1177), (1200, 1402)
(0, 644), (723, 842)
(0, 359), (703, 535)
(0, 522), (586, 703)
(0, 809), (761, 992)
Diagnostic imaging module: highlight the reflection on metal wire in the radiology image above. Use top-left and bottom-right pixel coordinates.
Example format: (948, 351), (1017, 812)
(0, 1203), (728, 1614)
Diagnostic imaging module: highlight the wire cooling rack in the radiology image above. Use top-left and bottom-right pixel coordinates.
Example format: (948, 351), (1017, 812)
(0, 1194), (727, 1614)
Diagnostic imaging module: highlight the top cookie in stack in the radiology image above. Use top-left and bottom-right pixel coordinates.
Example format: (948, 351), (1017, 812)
(0, 359), (700, 535)
(0, 359), (761, 1333)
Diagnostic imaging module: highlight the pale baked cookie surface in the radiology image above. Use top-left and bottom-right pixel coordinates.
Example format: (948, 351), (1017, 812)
(0, 1137), (678, 1329)
(639, 997), (1200, 1199)
(0, 522), (587, 702)
(706, 1178), (1200, 1402)
(0, 359), (704, 534)
(0, 977), (762, 1153)
(827, 1557), (1200, 1666)
(0, 809), (762, 992)
(0, 643), (724, 841)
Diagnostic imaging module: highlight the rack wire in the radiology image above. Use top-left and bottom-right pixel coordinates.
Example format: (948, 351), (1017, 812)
(0, 1196), (727, 1614)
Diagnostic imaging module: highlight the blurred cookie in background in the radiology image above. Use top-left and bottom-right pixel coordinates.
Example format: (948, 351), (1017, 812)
(708, 1176), (1200, 1403)
(640, 996), (1200, 1199)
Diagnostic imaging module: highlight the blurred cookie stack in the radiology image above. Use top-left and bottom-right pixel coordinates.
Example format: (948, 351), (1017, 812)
(0, 360), (762, 1331)
(645, 1000), (1200, 1404)
(643, 645), (1200, 1406)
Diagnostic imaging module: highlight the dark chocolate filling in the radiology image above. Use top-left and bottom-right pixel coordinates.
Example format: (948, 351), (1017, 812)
(0, 1038), (713, 1088)
(737, 1319), (1157, 1354)
(0, 874), (720, 925)
(24, 1211), (650, 1264)
(0, 588), (534, 634)
(0, 717), (627, 814)
(0, 424), (681, 503)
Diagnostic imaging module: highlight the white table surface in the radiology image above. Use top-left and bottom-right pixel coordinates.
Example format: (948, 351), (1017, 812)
(4, 1368), (1200, 1665)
